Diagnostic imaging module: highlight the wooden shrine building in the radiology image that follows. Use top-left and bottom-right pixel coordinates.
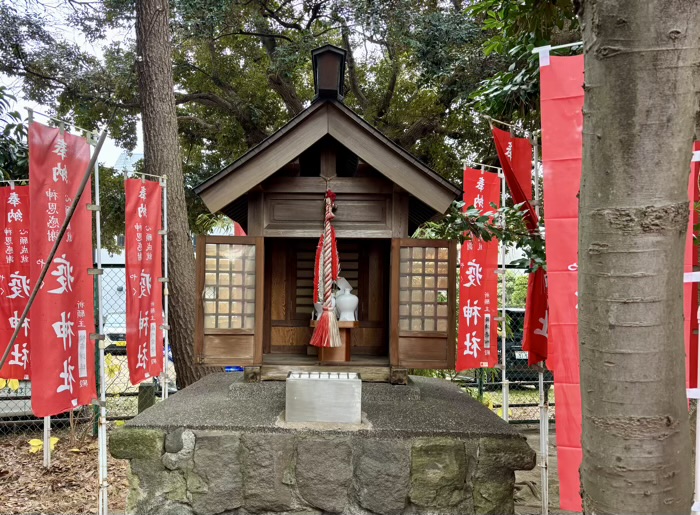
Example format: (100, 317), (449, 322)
(194, 45), (462, 382)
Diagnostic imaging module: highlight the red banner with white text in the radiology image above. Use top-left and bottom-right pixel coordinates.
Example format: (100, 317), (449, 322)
(685, 142), (700, 388)
(125, 179), (163, 385)
(457, 168), (500, 371)
(540, 54), (584, 512)
(492, 126), (549, 365)
(492, 126), (534, 201)
(522, 268), (548, 366)
(493, 129), (538, 237)
(29, 122), (96, 417)
(0, 186), (31, 380)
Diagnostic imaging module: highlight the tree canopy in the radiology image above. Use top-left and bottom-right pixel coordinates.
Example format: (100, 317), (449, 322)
(0, 0), (578, 244)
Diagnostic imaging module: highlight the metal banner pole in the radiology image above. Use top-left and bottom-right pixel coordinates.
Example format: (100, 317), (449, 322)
(532, 133), (549, 515)
(43, 416), (51, 468)
(91, 134), (109, 515)
(160, 176), (170, 399)
(498, 167), (509, 422)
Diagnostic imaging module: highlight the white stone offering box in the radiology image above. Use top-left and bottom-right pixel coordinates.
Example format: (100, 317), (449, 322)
(285, 371), (361, 424)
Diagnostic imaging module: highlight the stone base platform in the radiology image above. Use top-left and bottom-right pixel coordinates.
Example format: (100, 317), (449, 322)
(110, 373), (535, 515)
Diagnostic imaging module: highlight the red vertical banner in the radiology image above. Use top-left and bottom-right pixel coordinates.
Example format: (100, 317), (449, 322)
(685, 142), (700, 388)
(492, 127), (534, 200)
(125, 179), (163, 385)
(492, 126), (549, 365)
(522, 268), (548, 366)
(29, 122), (96, 417)
(457, 168), (500, 371)
(0, 186), (31, 380)
(540, 54), (584, 512)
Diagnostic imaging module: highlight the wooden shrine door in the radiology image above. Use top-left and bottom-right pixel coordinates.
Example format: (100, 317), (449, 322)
(195, 236), (264, 366)
(390, 239), (457, 370)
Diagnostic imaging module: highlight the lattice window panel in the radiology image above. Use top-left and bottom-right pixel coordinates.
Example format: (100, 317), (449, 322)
(295, 242), (359, 318)
(398, 245), (450, 332)
(203, 243), (256, 330)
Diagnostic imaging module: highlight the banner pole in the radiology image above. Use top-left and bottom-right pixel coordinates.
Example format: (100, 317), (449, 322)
(0, 129), (108, 371)
(161, 175), (169, 400)
(496, 166), (509, 422)
(92, 136), (109, 515)
(532, 133), (549, 515)
(43, 416), (50, 468)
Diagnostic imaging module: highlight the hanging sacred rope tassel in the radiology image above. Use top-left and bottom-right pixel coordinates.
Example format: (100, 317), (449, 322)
(310, 190), (341, 348)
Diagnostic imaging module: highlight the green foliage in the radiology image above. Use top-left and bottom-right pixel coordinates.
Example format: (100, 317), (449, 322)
(498, 270), (529, 308)
(415, 200), (546, 271)
(509, 272), (529, 307)
(1, 0), (560, 254)
(409, 368), (457, 381)
(97, 164), (127, 254)
(468, 0), (580, 126)
(0, 0), (512, 195)
(0, 87), (28, 180)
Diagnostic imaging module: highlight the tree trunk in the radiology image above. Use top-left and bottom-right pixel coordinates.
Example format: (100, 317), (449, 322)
(135, 0), (208, 388)
(579, 1), (700, 513)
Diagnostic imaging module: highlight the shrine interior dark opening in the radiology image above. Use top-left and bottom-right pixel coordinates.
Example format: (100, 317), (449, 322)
(263, 237), (391, 365)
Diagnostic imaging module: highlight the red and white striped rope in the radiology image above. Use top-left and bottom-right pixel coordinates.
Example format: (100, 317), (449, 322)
(322, 197), (333, 309)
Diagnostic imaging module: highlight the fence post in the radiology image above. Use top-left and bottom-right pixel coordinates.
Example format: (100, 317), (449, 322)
(93, 271), (100, 437)
(477, 368), (484, 402)
(497, 167), (509, 422)
(532, 132), (549, 515)
(92, 139), (109, 515)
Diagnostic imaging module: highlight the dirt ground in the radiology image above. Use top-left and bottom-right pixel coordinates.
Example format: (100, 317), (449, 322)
(0, 425), (128, 515)
(515, 424), (580, 515)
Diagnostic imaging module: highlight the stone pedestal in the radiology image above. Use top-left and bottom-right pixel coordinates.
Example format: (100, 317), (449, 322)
(110, 374), (535, 515)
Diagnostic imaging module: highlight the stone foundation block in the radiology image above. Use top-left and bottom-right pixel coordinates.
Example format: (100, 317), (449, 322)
(190, 431), (243, 515)
(241, 433), (296, 513)
(296, 436), (353, 513)
(356, 439), (410, 515)
(473, 436), (536, 515)
(410, 437), (468, 509)
(110, 428), (164, 460)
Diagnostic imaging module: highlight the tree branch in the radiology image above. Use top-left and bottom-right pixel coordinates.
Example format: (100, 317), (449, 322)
(254, 17), (304, 117)
(337, 16), (368, 112)
(397, 116), (440, 149)
(13, 54), (140, 110)
(376, 45), (399, 122)
(213, 30), (292, 42)
(177, 115), (218, 132)
(176, 91), (235, 111)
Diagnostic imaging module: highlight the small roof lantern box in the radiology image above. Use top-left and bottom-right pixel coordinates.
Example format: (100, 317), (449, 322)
(194, 45), (461, 383)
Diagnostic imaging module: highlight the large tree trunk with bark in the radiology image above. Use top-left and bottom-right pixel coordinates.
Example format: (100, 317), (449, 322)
(135, 0), (207, 388)
(579, 1), (700, 513)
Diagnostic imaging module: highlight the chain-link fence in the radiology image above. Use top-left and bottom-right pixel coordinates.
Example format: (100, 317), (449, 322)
(454, 268), (555, 423)
(101, 264), (137, 421)
(101, 262), (177, 421)
(0, 261), (178, 437)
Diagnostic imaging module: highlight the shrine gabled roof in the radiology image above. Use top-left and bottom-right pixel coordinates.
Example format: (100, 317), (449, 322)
(195, 99), (461, 214)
